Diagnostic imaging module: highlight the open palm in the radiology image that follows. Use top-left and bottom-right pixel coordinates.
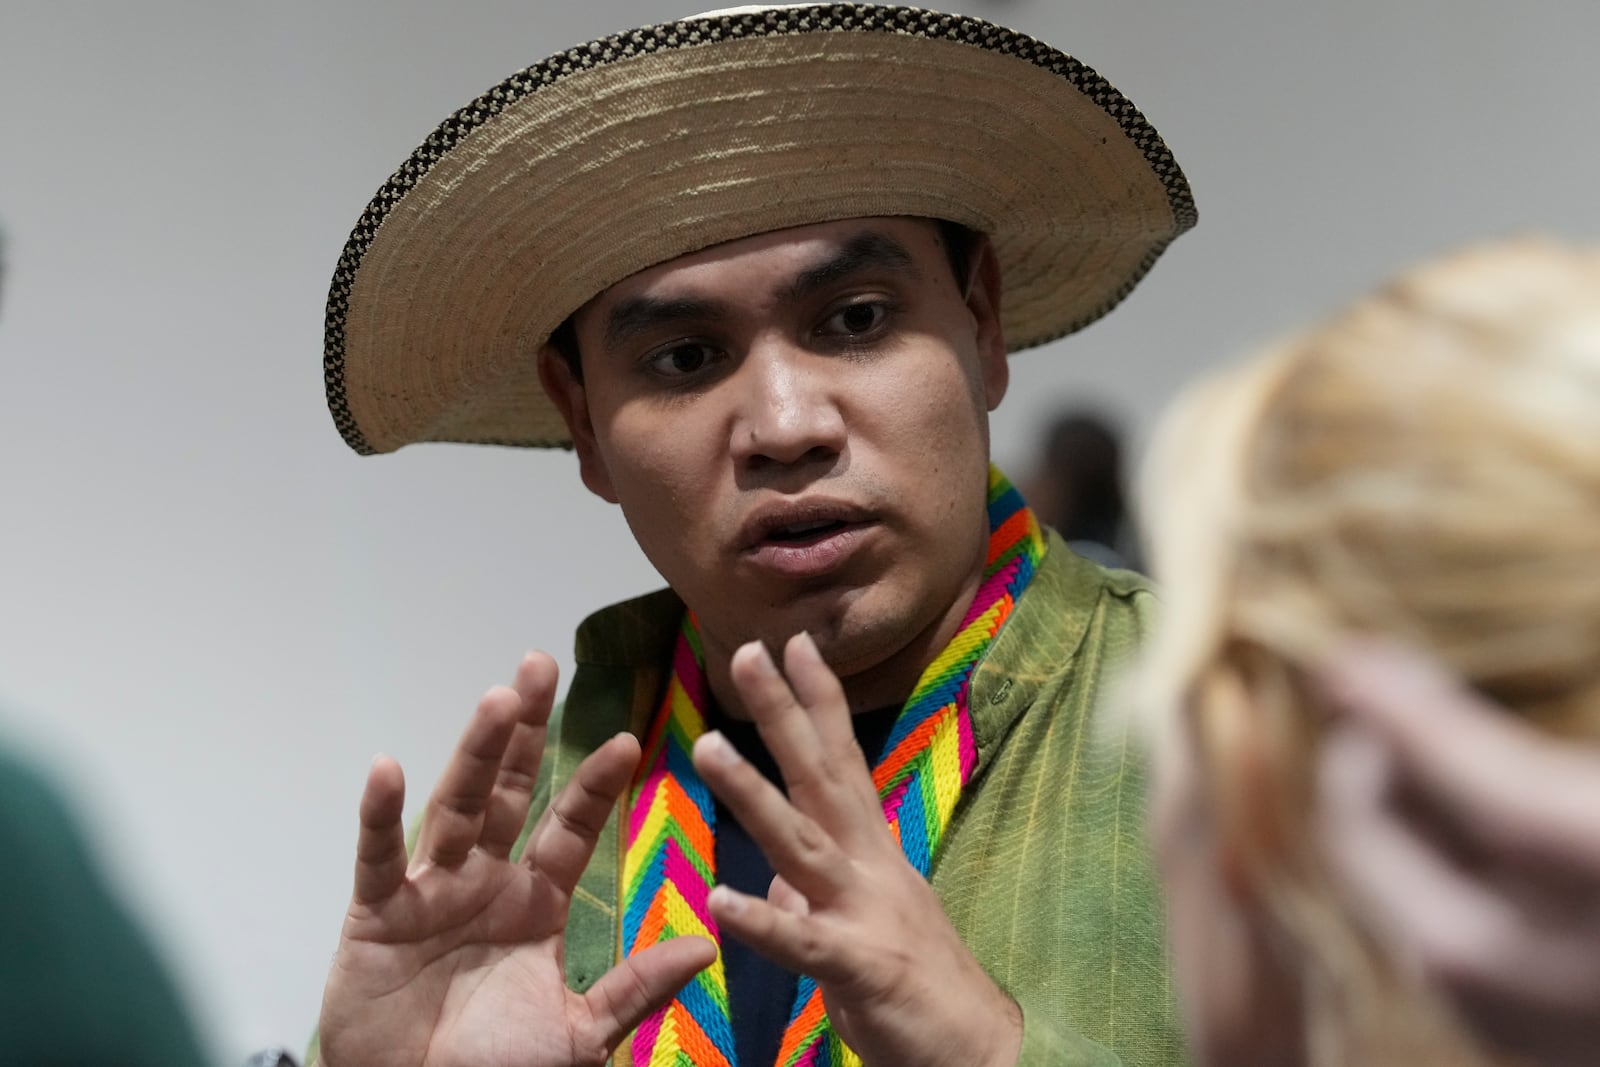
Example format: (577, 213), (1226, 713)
(317, 653), (715, 1067)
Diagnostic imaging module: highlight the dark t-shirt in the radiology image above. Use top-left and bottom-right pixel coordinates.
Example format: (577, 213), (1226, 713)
(706, 704), (901, 1067)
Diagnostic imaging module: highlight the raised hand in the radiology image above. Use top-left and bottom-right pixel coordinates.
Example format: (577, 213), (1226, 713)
(692, 633), (1023, 1067)
(1315, 641), (1600, 1067)
(318, 652), (715, 1067)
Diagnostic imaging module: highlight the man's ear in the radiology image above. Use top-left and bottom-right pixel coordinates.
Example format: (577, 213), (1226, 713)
(963, 236), (1009, 411)
(536, 345), (618, 503)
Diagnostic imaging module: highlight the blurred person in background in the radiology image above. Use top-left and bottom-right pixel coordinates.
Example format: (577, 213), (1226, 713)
(0, 236), (211, 1067)
(0, 745), (213, 1067)
(1137, 236), (1600, 1067)
(1022, 408), (1144, 571)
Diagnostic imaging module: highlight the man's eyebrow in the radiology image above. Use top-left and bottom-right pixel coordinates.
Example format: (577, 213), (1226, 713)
(602, 295), (726, 352)
(778, 230), (922, 304)
(599, 231), (920, 351)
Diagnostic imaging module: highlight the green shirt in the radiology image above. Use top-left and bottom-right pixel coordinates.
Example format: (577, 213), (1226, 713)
(308, 533), (1184, 1067)
(532, 533), (1182, 1067)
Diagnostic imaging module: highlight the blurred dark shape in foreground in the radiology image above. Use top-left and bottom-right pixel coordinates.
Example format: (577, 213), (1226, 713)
(0, 745), (210, 1067)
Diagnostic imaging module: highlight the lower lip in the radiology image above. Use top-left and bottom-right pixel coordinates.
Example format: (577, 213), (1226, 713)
(744, 523), (875, 579)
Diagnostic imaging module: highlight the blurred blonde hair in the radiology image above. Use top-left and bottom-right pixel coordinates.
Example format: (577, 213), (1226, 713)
(1138, 236), (1600, 1066)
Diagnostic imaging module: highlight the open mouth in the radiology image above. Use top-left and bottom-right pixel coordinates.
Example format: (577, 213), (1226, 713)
(738, 501), (877, 578)
(764, 518), (851, 544)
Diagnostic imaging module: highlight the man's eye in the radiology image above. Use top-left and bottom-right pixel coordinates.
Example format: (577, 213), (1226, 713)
(823, 301), (889, 338)
(646, 342), (719, 378)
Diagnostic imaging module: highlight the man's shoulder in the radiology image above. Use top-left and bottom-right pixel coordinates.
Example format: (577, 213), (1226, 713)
(1027, 530), (1159, 639)
(547, 586), (684, 777)
(967, 532), (1156, 741)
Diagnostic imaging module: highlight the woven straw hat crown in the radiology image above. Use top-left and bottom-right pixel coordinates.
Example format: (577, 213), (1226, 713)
(324, 3), (1197, 454)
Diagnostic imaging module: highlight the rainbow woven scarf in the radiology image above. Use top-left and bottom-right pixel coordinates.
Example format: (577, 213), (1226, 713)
(622, 466), (1046, 1067)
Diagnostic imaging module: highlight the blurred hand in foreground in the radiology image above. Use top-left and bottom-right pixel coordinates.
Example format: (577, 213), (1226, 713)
(1316, 641), (1600, 1067)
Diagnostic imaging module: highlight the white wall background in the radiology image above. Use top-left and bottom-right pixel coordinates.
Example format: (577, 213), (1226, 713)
(1, 1), (1596, 1060)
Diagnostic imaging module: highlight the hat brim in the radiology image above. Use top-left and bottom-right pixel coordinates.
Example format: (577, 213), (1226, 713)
(325, 4), (1197, 454)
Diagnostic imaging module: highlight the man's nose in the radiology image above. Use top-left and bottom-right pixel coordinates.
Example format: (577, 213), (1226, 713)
(729, 340), (847, 469)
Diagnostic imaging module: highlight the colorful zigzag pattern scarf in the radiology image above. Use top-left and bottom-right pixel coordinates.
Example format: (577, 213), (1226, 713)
(622, 466), (1046, 1067)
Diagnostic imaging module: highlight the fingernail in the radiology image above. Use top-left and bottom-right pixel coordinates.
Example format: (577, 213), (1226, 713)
(740, 640), (779, 675)
(698, 730), (740, 768)
(709, 884), (746, 915)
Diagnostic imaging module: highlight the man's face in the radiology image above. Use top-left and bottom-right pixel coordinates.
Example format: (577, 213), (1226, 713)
(540, 217), (1009, 692)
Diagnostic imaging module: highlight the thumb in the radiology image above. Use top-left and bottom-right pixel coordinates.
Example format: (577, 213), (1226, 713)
(582, 936), (717, 1050)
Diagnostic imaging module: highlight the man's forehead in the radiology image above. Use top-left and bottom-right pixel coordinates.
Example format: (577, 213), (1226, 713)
(584, 216), (942, 308)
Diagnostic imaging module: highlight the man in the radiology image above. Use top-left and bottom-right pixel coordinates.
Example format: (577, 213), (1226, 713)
(314, 7), (1196, 1066)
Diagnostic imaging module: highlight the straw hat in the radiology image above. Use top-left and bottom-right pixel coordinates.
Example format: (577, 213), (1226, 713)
(324, 3), (1197, 454)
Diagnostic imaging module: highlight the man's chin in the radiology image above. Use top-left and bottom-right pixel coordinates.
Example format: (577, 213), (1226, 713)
(778, 602), (951, 705)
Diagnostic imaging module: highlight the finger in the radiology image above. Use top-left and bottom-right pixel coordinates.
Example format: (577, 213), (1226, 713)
(412, 686), (522, 869)
(785, 632), (879, 809)
(582, 936), (717, 1052)
(1317, 640), (1600, 868)
(1318, 726), (1600, 1007)
(694, 729), (852, 903)
(708, 884), (854, 984)
(521, 732), (640, 896)
(352, 755), (408, 904)
(730, 640), (870, 831)
(479, 652), (559, 859)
